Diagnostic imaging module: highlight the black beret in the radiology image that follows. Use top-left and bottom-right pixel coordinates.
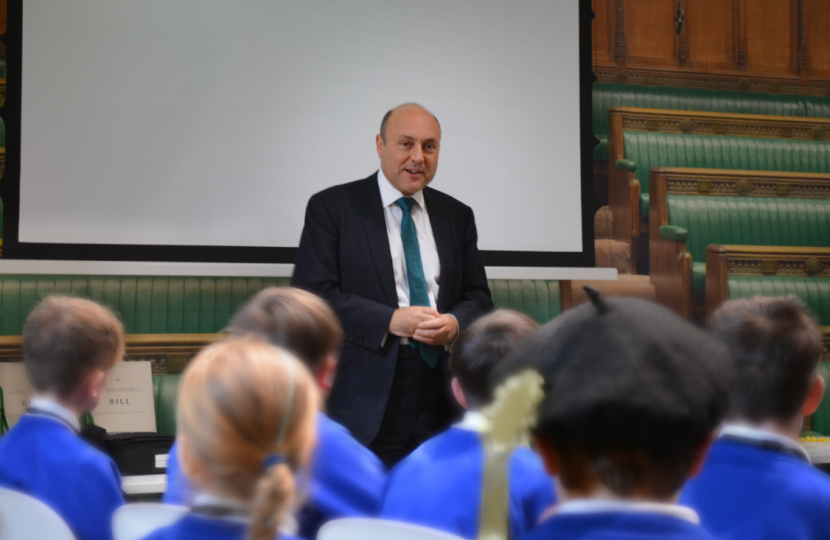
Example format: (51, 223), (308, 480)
(491, 293), (734, 453)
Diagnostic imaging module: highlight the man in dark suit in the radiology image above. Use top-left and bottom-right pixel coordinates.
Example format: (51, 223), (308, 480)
(292, 103), (493, 467)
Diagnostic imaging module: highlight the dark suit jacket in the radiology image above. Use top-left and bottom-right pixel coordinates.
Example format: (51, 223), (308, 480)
(292, 172), (493, 445)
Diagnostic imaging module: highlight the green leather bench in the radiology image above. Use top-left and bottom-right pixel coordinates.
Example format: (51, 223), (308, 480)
(607, 107), (830, 268)
(0, 275), (292, 335)
(649, 168), (830, 316)
(147, 279), (562, 435)
(592, 83), (816, 162)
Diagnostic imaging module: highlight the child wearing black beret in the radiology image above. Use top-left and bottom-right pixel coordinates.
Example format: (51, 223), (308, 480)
(492, 291), (733, 540)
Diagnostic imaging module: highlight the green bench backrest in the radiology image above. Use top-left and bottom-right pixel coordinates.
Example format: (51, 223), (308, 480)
(727, 275), (830, 325)
(488, 279), (560, 325)
(0, 275), (291, 335)
(624, 132), (830, 200)
(153, 374), (182, 436)
(593, 84), (815, 160)
(668, 196), (830, 263)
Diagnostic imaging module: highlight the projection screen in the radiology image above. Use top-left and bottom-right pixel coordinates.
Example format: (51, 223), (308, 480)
(5, 0), (596, 267)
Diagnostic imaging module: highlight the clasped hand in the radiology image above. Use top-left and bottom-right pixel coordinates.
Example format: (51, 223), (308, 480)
(389, 306), (458, 347)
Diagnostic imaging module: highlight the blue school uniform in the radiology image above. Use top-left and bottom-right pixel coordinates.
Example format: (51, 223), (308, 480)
(0, 399), (124, 540)
(142, 494), (305, 540)
(380, 411), (556, 539)
(681, 425), (830, 540)
(519, 501), (715, 540)
(164, 412), (385, 537)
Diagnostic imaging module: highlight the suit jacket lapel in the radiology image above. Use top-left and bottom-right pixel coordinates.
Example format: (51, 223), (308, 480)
(424, 188), (453, 312)
(358, 174), (398, 308)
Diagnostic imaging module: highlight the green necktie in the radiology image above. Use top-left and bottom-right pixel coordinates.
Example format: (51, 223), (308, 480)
(396, 197), (441, 368)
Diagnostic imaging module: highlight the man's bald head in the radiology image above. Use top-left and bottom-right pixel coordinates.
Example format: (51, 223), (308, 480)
(380, 103), (441, 143)
(376, 103), (442, 196)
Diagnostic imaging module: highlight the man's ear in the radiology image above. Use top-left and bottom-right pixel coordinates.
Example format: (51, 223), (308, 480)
(376, 134), (385, 158)
(451, 378), (468, 410)
(534, 436), (561, 477)
(803, 373), (826, 416)
(688, 433), (716, 479)
(314, 355), (338, 394)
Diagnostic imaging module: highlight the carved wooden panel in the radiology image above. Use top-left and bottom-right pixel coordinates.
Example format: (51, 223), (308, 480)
(686, 0), (736, 70)
(594, 0), (830, 92)
(743, 0), (797, 75)
(626, 0), (677, 67)
(593, 0), (616, 67)
(807, 0), (830, 78)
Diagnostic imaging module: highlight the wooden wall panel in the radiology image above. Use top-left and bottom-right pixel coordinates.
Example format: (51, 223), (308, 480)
(743, 0), (796, 75)
(626, 0), (677, 66)
(686, 0), (736, 70)
(592, 0), (615, 67)
(807, 0), (830, 77)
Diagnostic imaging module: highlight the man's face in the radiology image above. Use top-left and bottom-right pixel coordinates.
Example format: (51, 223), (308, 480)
(376, 105), (441, 196)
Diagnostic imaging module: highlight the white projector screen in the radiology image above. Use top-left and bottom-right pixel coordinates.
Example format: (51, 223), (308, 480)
(10, 0), (592, 264)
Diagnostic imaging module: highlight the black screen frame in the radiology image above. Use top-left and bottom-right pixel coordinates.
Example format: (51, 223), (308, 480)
(1, 0), (597, 267)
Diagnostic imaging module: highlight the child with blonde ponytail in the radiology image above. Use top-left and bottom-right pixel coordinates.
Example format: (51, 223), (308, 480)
(142, 338), (318, 540)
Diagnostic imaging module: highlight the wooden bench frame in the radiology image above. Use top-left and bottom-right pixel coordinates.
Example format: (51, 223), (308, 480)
(0, 333), (221, 374)
(607, 107), (830, 270)
(706, 245), (830, 317)
(649, 168), (830, 317)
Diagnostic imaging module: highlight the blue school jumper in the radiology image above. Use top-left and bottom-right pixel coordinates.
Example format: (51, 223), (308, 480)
(380, 412), (556, 539)
(519, 502), (714, 540)
(0, 405), (124, 540)
(681, 426), (830, 540)
(164, 412), (385, 536)
(140, 514), (305, 540)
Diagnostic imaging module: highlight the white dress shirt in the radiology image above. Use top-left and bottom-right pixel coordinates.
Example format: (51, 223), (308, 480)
(378, 169), (441, 309)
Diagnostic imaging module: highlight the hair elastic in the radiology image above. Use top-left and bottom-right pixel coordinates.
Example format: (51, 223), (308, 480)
(263, 453), (286, 470)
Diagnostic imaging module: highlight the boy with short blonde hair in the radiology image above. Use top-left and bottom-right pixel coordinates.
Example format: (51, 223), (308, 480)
(0, 296), (126, 540)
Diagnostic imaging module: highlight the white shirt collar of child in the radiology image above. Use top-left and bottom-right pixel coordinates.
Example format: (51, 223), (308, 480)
(378, 168), (426, 210)
(554, 499), (700, 524)
(453, 410), (492, 433)
(192, 492), (251, 524)
(28, 396), (81, 432)
(719, 422), (810, 463)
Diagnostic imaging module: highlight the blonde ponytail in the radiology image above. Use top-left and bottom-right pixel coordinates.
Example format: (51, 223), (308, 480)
(176, 338), (319, 540)
(249, 462), (294, 540)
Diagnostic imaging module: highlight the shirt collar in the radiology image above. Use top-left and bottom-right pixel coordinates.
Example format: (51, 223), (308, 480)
(28, 396), (81, 432)
(377, 169), (426, 211)
(453, 410), (492, 433)
(554, 499), (700, 524)
(191, 492), (251, 524)
(719, 423), (810, 463)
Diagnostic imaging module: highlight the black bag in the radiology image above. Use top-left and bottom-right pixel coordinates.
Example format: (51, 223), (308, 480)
(82, 427), (174, 476)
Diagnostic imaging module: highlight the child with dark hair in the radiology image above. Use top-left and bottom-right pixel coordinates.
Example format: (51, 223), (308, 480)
(681, 296), (830, 540)
(492, 294), (732, 540)
(164, 287), (385, 538)
(380, 310), (555, 539)
(0, 296), (126, 540)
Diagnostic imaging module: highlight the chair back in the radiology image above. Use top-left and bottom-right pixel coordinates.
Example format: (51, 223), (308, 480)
(0, 487), (76, 540)
(318, 518), (467, 540)
(112, 503), (188, 540)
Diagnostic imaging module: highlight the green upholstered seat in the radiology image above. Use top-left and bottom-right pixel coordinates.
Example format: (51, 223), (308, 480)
(626, 133), (830, 220)
(813, 362), (830, 436)
(668, 196), (830, 298)
(0, 275), (291, 335)
(593, 84), (814, 161)
(727, 275), (830, 325)
(153, 374), (182, 436)
(488, 279), (560, 325)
